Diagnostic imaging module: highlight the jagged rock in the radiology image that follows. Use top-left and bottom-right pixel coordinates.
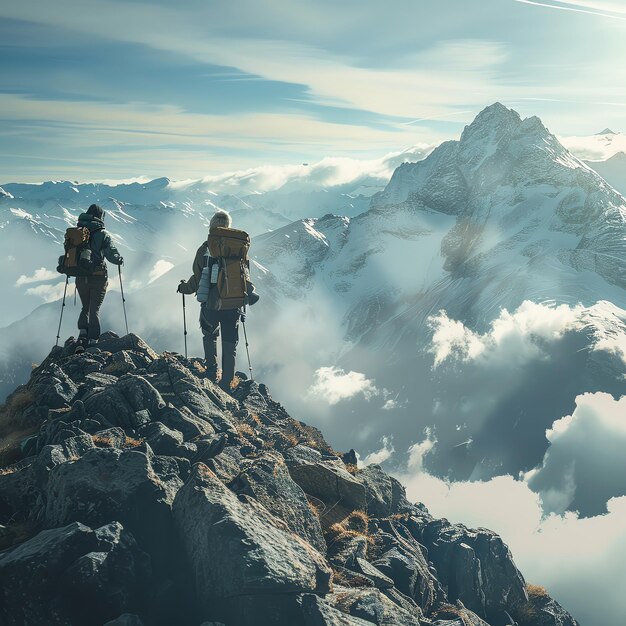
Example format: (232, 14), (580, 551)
(94, 333), (157, 361)
(354, 557), (395, 589)
(102, 350), (140, 375)
(373, 545), (440, 614)
(91, 427), (134, 449)
(418, 519), (528, 619)
(64, 522), (152, 622)
(103, 615), (145, 626)
(0, 521), (150, 626)
(330, 586), (422, 625)
(173, 464), (332, 619)
(328, 533), (368, 568)
(30, 363), (78, 409)
(431, 601), (491, 626)
(359, 464), (410, 517)
(44, 444), (182, 551)
(0, 335), (581, 626)
(191, 433), (227, 464)
(285, 445), (367, 525)
(63, 353), (105, 383)
(205, 445), (244, 482)
(82, 373), (165, 431)
(513, 590), (580, 626)
(36, 418), (92, 451)
(159, 404), (215, 439)
(231, 452), (327, 554)
(139, 421), (189, 457)
(147, 357), (235, 432)
(301, 593), (373, 625)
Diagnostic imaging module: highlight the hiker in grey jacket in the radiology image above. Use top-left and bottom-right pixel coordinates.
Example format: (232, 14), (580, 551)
(178, 209), (258, 391)
(75, 204), (123, 348)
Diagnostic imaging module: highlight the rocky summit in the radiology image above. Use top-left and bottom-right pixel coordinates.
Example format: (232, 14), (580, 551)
(0, 333), (579, 626)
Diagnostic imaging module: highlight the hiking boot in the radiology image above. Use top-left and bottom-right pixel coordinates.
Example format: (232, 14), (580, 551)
(204, 364), (219, 383)
(74, 334), (88, 354)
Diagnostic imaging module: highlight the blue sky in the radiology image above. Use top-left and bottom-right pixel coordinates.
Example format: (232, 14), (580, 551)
(1, 0), (625, 182)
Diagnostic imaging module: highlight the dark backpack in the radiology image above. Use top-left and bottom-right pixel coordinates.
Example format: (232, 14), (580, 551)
(57, 227), (97, 276)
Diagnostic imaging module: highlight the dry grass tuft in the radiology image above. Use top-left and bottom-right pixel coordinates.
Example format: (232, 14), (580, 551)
(344, 510), (369, 534)
(331, 566), (371, 588)
(512, 584), (550, 624)
(344, 463), (359, 475)
(91, 434), (143, 449)
(235, 422), (255, 438)
(327, 511), (373, 545)
(307, 496), (324, 518)
(92, 434), (114, 447)
(432, 604), (470, 621)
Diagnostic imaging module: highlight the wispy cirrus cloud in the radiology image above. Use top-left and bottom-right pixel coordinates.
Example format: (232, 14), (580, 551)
(514, 0), (626, 20)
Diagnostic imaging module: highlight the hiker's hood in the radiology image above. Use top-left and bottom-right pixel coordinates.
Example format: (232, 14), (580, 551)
(77, 213), (105, 231)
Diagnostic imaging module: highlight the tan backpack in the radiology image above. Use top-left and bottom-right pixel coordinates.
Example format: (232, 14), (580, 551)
(57, 227), (93, 276)
(206, 227), (251, 310)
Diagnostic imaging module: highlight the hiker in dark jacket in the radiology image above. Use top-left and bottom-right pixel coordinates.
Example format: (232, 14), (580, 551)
(75, 204), (123, 348)
(178, 210), (258, 391)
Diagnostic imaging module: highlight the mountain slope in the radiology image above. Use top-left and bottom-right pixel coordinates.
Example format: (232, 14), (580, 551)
(585, 151), (626, 197)
(0, 333), (579, 626)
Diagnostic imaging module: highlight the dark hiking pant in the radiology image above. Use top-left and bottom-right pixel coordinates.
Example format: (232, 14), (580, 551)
(200, 305), (239, 388)
(76, 274), (108, 341)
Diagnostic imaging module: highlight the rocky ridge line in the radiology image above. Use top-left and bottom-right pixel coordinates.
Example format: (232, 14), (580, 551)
(0, 333), (579, 626)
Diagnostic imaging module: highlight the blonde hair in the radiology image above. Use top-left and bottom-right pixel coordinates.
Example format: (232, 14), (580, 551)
(209, 210), (232, 231)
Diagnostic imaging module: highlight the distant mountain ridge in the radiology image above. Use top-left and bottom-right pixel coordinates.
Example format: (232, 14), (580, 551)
(2, 103), (626, 488)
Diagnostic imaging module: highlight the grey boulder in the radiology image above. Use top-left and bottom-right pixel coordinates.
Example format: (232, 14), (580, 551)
(285, 445), (366, 525)
(231, 452), (327, 554)
(173, 464), (332, 617)
(0, 521), (150, 626)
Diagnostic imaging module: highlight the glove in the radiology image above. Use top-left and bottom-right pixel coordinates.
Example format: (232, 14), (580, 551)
(177, 280), (186, 294)
(117, 257), (124, 266)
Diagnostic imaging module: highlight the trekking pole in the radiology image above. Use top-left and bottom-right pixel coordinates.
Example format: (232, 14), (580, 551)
(55, 276), (69, 347)
(241, 309), (253, 381)
(180, 282), (188, 359)
(118, 264), (129, 335)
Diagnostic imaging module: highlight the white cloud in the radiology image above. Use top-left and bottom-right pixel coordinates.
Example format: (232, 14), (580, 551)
(428, 300), (626, 369)
(24, 281), (74, 303)
(362, 435), (395, 466)
(308, 366), (379, 405)
(15, 267), (59, 286)
(560, 131), (626, 161)
(148, 259), (174, 284)
(194, 144), (434, 195)
(406, 428), (437, 473)
(524, 392), (626, 515)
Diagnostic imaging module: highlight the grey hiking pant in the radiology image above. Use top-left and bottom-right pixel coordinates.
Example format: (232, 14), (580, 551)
(200, 304), (239, 387)
(76, 274), (108, 341)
